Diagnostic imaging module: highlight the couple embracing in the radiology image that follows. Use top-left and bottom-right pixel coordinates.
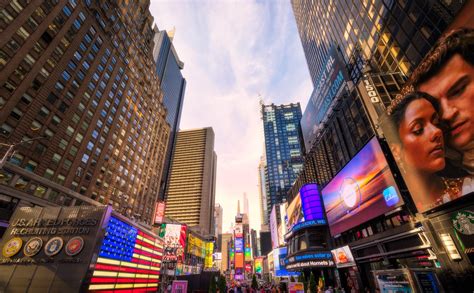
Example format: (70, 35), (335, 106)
(383, 28), (474, 212)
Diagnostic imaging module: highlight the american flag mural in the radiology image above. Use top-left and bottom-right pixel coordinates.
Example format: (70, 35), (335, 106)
(88, 217), (163, 292)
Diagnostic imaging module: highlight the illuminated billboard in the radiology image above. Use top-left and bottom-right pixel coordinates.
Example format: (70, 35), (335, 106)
(270, 205), (279, 249)
(322, 137), (403, 236)
(234, 223), (243, 238)
(235, 252), (244, 268)
(255, 257), (263, 274)
(286, 194), (303, 231)
(245, 247), (252, 261)
(273, 247), (299, 277)
(331, 246), (356, 268)
(235, 238), (244, 253)
(153, 201), (165, 224)
(300, 184), (324, 221)
(160, 223), (187, 261)
(286, 184), (327, 238)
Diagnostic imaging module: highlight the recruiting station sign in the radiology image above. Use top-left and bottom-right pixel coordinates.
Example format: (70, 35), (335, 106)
(0, 206), (109, 292)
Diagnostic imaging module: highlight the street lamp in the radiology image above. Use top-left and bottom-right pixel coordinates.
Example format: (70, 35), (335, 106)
(0, 136), (48, 169)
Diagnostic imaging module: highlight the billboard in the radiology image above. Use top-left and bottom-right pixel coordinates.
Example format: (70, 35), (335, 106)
(245, 247), (252, 261)
(255, 257), (263, 273)
(269, 205), (279, 249)
(380, 27), (474, 213)
(153, 201), (165, 224)
(322, 137), (403, 236)
(234, 223), (243, 238)
(331, 246), (356, 268)
(286, 184), (327, 238)
(301, 46), (350, 152)
(279, 202), (288, 246)
(161, 223), (187, 261)
(235, 252), (244, 268)
(273, 247), (299, 277)
(286, 195), (303, 232)
(235, 238), (243, 253)
(300, 184), (325, 221)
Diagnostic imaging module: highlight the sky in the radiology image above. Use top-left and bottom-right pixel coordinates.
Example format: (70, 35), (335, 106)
(149, 0), (312, 233)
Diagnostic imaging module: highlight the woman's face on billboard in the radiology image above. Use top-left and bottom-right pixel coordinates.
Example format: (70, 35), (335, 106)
(397, 98), (445, 173)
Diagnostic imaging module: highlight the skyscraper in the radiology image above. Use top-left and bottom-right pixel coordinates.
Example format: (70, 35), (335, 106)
(257, 155), (269, 229)
(152, 27), (186, 201)
(0, 0), (169, 227)
(214, 203), (223, 238)
(164, 127), (217, 235)
(292, 0), (464, 86)
(261, 103), (304, 220)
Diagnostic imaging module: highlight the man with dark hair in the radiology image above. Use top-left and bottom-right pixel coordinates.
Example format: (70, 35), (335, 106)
(408, 28), (474, 175)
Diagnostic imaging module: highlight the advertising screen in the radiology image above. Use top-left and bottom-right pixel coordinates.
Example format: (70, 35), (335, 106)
(270, 205), (279, 249)
(234, 223), (243, 238)
(331, 246), (356, 268)
(153, 201), (165, 224)
(301, 46), (350, 152)
(322, 137), (403, 236)
(235, 252), (244, 268)
(161, 224), (187, 261)
(235, 238), (243, 253)
(286, 194), (303, 232)
(245, 247), (252, 261)
(300, 184), (324, 221)
(273, 247), (299, 277)
(254, 257), (263, 273)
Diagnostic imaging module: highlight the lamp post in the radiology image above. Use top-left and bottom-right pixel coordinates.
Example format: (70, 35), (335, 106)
(0, 136), (48, 169)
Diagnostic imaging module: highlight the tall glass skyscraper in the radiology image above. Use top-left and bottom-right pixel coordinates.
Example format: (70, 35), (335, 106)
(152, 28), (186, 201)
(261, 103), (304, 221)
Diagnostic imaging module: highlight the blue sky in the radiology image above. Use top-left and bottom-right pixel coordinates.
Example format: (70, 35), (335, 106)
(149, 0), (312, 232)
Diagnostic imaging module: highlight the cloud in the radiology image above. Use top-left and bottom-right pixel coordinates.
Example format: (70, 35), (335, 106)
(149, 0), (312, 233)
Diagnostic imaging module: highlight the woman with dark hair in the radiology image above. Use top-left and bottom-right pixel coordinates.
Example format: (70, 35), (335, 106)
(384, 91), (471, 212)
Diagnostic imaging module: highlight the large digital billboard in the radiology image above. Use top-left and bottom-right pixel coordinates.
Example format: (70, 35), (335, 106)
(235, 238), (243, 253)
(235, 252), (244, 268)
(286, 184), (327, 238)
(160, 223), (187, 261)
(286, 194), (303, 232)
(322, 137), (403, 236)
(270, 205), (279, 249)
(273, 247), (299, 277)
(301, 46), (350, 152)
(254, 257), (263, 273)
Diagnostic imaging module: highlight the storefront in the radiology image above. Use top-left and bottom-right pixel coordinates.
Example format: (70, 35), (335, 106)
(0, 205), (164, 292)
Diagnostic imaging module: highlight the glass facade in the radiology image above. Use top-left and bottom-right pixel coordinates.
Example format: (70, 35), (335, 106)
(292, 0), (464, 86)
(262, 103), (304, 220)
(153, 29), (186, 201)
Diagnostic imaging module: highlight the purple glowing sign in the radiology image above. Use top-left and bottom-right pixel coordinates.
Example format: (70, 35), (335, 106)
(300, 184), (324, 221)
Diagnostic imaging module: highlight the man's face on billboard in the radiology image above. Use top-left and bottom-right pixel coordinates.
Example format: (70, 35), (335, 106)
(418, 54), (474, 152)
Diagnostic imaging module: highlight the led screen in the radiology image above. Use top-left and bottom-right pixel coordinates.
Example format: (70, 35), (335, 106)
(161, 224), (187, 261)
(235, 238), (243, 253)
(300, 184), (324, 221)
(331, 246), (356, 268)
(269, 206), (279, 249)
(235, 252), (244, 268)
(255, 257), (263, 273)
(286, 194), (303, 232)
(245, 247), (252, 261)
(322, 137), (403, 236)
(273, 247), (299, 277)
(89, 216), (163, 291)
